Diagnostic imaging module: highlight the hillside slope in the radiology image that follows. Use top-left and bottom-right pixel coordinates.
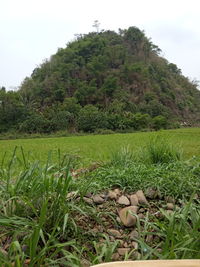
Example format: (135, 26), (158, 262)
(1, 27), (200, 133)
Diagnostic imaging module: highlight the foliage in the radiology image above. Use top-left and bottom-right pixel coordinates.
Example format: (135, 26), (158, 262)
(1, 26), (200, 134)
(0, 137), (200, 264)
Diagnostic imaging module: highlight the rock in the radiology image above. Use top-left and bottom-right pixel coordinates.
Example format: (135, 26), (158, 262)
(116, 216), (121, 223)
(165, 196), (175, 203)
(92, 195), (104, 204)
(100, 193), (106, 199)
(80, 259), (91, 267)
(129, 230), (139, 240)
(67, 191), (78, 199)
(85, 192), (92, 198)
(138, 213), (145, 220)
(117, 195), (130, 205)
(136, 190), (149, 205)
(123, 242), (129, 248)
(145, 188), (158, 199)
(117, 248), (131, 256)
(107, 229), (121, 238)
(139, 208), (145, 213)
(132, 251), (141, 260)
(83, 197), (93, 205)
(130, 194), (139, 206)
(114, 188), (121, 196)
(166, 203), (174, 210)
(108, 190), (118, 200)
(119, 206), (138, 227)
(112, 253), (120, 261)
(131, 241), (138, 250)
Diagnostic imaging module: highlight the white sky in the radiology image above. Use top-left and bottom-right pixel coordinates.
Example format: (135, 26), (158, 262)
(1, 0), (200, 90)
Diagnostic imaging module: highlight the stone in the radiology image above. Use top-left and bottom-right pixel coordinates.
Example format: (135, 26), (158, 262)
(129, 230), (139, 240)
(166, 203), (174, 210)
(107, 229), (121, 238)
(145, 188), (158, 199)
(108, 190), (118, 200)
(165, 196), (175, 203)
(130, 194), (139, 206)
(123, 242), (129, 248)
(136, 190), (149, 205)
(100, 193), (106, 199)
(117, 195), (130, 205)
(138, 213), (145, 220)
(131, 241), (138, 250)
(114, 188), (121, 196)
(85, 192), (92, 198)
(80, 259), (91, 267)
(119, 206), (138, 227)
(117, 248), (131, 256)
(83, 197), (93, 205)
(67, 191), (77, 199)
(92, 195), (104, 204)
(116, 216), (121, 223)
(112, 253), (120, 261)
(139, 208), (145, 213)
(132, 251), (141, 260)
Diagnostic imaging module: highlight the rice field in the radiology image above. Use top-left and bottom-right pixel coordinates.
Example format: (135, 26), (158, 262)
(0, 128), (200, 165)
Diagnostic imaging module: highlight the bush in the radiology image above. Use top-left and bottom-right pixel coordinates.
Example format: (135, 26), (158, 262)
(19, 113), (51, 133)
(152, 115), (168, 130)
(77, 105), (108, 132)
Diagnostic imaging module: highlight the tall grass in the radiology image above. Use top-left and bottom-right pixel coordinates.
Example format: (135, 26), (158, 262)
(0, 143), (200, 265)
(144, 136), (182, 164)
(134, 196), (200, 259)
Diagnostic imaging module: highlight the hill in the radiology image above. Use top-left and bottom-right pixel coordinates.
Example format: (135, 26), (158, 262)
(1, 27), (200, 134)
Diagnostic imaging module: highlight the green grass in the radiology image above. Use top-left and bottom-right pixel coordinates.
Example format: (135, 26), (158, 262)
(0, 128), (200, 265)
(0, 128), (200, 166)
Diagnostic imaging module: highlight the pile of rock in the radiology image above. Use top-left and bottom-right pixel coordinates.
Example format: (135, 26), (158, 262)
(68, 188), (177, 262)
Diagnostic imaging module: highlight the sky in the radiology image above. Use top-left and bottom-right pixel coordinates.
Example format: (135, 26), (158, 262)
(1, 0), (200, 90)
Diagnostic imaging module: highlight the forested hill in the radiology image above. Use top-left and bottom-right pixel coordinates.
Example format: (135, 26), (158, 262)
(1, 27), (200, 134)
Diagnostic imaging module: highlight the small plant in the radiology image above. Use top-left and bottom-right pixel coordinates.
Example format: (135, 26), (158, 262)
(144, 136), (181, 164)
(110, 146), (135, 167)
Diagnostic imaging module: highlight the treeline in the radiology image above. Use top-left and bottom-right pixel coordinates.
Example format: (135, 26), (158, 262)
(0, 88), (168, 133)
(1, 27), (200, 135)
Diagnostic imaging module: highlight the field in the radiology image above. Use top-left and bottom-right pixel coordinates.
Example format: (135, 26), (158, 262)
(0, 128), (200, 266)
(1, 128), (200, 165)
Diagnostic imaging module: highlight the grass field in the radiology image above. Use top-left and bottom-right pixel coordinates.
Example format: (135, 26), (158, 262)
(0, 128), (200, 165)
(0, 127), (200, 265)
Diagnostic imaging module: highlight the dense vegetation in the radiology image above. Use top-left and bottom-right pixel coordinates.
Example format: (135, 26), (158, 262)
(1, 26), (200, 134)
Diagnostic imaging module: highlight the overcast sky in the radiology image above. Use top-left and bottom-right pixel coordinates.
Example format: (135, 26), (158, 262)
(1, 0), (200, 90)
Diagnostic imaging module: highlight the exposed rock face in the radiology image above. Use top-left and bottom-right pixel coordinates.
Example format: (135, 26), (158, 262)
(119, 206), (138, 227)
